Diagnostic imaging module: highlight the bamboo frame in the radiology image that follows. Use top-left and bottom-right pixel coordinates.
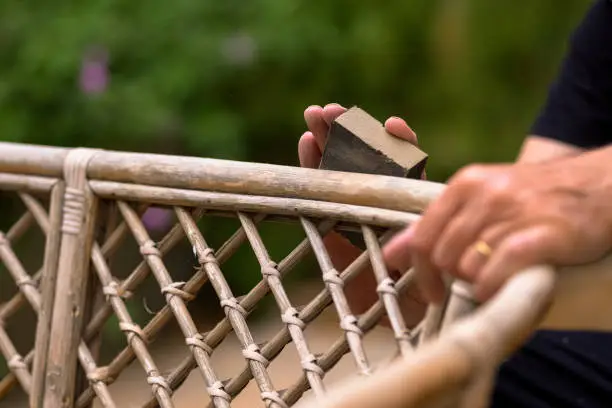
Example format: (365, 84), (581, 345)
(1, 142), (612, 408)
(30, 184), (64, 408)
(0, 142), (445, 213)
(308, 265), (557, 408)
(0, 189), (62, 404)
(0, 204), (152, 405)
(43, 149), (100, 408)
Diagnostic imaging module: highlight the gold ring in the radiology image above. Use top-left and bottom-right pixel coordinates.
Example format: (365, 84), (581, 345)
(474, 240), (492, 257)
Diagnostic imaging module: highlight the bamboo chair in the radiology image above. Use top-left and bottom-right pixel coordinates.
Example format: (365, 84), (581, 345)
(0, 141), (611, 408)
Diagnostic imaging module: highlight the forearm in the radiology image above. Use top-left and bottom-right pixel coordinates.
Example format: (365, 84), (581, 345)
(324, 134), (584, 322)
(517, 135), (583, 164)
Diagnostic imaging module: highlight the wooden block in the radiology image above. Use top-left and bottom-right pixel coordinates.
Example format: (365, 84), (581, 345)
(319, 106), (428, 248)
(319, 106), (428, 179)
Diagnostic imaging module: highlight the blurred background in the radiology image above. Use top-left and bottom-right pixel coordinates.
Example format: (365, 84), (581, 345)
(0, 0), (594, 406)
(0, 0), (592, 178)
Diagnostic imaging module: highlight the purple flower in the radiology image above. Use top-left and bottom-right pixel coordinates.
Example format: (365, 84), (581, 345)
(79, 46), (109, 94)
(142, 207), (174, 232)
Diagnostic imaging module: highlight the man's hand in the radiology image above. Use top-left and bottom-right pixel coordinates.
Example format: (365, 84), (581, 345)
(298, 104), (419, 168)
(384, 152), (612, 304)
(298, 103), (426, 326)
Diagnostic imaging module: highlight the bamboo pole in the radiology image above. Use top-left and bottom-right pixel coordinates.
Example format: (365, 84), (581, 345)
(0, 327), (31, 394)
(0, 143), (445, 213)
(86, 150), (444, 214)
(30, 183), (64, 408)
(44, 149), (100, 408)
(0, 142), (67, 177)
(0, 173), (57, 194)
(440, 280), (478, 334)
(89, 180), (417, 228)
(306, 265), (556, 408)
(74, 201), (114, 408)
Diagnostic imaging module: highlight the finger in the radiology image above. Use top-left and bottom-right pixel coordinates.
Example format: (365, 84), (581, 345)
(304, 105), (328, 151)
(431, 201), (490, 274)
(404, 172), (484, 300)
(412, 165), (494, 253)
(413, 252), (447, 304)
(383, 224), (446, 304)
(474, 224), (562, 301)
(322, 103), (347, 126)
(384, 116), (418, 145)
(298, 131), (322, 168)
(457, 220), (519, 281)
(384, 115), (427, 179)
(383, 226), (415, 273)
(405, 184), (466, 263)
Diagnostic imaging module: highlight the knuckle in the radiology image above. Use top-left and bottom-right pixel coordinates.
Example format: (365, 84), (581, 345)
(432, 252), (447, 270)
(456, 265), (474, 282)
(432, 257), (447, 273)
(455, 164), (488, 183)
(500, 236), (532, 260)
(481, 173), (514, 206)
(409, 238), (433, 256)
(486, 173), (512, 194)
(457, 255), (478, 281)
(432, 246), (454, 271)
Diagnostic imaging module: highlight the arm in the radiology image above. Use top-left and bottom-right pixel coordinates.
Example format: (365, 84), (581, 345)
(306, 0), (612, 315)
(390, 142), (612, 302)
(521, 0), (612, 157)
(385, 0), (612, 302)
(517, 135), (582, 164)
(518, 0), (612, 164)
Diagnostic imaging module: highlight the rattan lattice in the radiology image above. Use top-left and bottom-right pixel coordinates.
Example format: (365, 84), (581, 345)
(0, 143), (585, 408)
(0, 188), (61, 406)
(69, 197), (420, 408)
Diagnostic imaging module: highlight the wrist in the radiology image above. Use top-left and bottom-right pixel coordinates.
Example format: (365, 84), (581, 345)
(556, 146), (612, 222)
(517, 135), (583, 164)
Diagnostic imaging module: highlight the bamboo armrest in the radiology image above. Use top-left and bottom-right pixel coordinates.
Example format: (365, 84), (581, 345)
(306, 253), (612, 408)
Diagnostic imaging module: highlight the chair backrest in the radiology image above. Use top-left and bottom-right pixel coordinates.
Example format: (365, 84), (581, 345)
(0, 141), (609, 408)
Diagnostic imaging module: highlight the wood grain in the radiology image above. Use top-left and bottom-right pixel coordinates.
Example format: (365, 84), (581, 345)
(31, 183), (65, 408)
(44, 150), (100, 408)
(321, 106), (427, 179)
(0, 142), (444, 213)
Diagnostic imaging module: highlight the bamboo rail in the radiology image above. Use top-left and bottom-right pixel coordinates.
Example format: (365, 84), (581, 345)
(0, 142), (445, 213)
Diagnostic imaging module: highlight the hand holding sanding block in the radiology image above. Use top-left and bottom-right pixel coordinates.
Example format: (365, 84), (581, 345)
(319, 106), (428, 178)
(319, 106), (428, 248)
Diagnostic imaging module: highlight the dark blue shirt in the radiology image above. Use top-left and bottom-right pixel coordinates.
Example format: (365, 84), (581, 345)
(530, 0), (612, 149)
(492, 1), (612, 407)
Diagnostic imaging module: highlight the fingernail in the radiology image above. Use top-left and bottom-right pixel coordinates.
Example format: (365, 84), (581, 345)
(305, 105), (322, 112)
(324, 103), (341, 109)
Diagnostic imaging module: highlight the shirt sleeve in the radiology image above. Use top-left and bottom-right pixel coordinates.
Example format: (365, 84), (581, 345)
(530, 0), (612, 149)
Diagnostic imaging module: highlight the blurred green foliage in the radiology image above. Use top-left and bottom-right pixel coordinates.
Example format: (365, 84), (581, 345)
(0, 0), (594, 367)
(0, 0), (591, 181)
